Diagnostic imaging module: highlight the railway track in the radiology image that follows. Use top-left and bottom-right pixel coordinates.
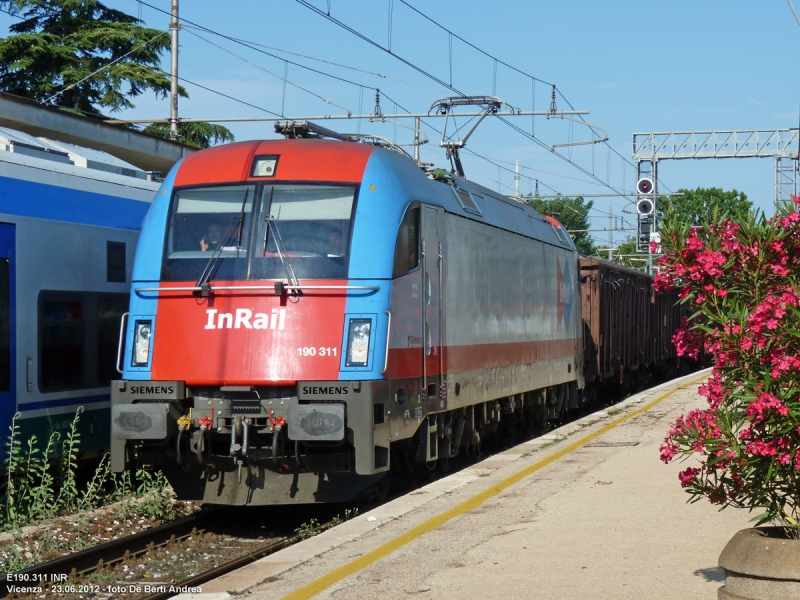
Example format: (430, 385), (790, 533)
(1, 512), (208, 599)
(2, 506), (339, 600)
(139, 521), (331, 600)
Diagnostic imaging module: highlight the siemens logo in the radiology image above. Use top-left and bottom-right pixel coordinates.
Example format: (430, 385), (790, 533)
(302, 386), (349, 396)
(130, 386), (175, 395)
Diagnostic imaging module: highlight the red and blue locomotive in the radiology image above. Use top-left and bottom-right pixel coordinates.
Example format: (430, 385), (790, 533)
(111, 124), (586, 504)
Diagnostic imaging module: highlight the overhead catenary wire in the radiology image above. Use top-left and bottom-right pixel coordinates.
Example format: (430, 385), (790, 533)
(476, 156), (633, 190)
(497, 115), (629, 197)
(0, 4), (283, 124)
(153, 68), (282, 117)
(1, 0), (655, 200)
(293, 0), (652, 200)
(138, 0), (380, 94)
(134, 0), (640, 201)
(171, 4), (657, 234)
(475, 160), (562, 197)
(137, 0), (464, 156)
(294, 0), (467, 95)
(397, 0), (553, 86)
(44, 29), (171, 105)
(462, 149), (638, 227)
(0, 0), (443, 165)
(469, 165), (625, 244)
(182, 28), (353, 114)
(396, 0), (671, 194)
(206, 30), (452, 93)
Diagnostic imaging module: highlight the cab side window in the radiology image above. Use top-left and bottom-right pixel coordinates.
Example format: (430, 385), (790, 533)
(393, 207), (420, 278)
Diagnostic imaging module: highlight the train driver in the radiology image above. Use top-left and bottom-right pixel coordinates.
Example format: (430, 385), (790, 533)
(327, 229), (345, 258)
(200, 223), (223, 252)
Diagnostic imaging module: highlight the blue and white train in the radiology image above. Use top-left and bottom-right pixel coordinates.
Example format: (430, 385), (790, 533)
(0, 127), (159, 457)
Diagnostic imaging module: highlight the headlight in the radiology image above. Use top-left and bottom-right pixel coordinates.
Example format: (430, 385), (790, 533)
(345, 319), (371, 367)
(133, 320), (152, 366)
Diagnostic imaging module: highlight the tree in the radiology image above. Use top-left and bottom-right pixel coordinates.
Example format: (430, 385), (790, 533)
(0, 0), (234, 148)
(658, 187), (752, 226)
(527, 195), (597, 255)
(0, 0), (177, 116)
(144, 122), (235, 150)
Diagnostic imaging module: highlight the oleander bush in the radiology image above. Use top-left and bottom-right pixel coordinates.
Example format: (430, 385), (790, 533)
(657, 199), (800, 536)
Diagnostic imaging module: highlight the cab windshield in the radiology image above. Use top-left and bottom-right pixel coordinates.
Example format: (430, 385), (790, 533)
(161, 183), (357, 282)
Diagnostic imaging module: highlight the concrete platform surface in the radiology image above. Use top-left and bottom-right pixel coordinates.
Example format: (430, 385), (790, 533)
(180, 369), (753, 600)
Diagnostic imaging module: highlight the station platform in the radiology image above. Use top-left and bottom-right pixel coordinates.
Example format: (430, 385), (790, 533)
(183, 368), (752, 600)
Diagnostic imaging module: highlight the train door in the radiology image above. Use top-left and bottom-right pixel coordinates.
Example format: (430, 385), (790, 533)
(0, 224), (15, 454)
(421, 206), (442, 413)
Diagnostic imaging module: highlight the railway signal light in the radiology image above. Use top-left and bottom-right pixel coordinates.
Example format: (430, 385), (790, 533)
(636, 198), (655, 215)
(637, 216), (652, 253)
(636, 177), (654, 195)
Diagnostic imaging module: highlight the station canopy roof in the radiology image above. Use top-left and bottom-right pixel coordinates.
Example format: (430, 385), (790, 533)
(0, 92), (195, 176)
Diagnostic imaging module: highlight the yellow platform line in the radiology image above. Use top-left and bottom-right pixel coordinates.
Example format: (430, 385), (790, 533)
(283, 373), (709, 600)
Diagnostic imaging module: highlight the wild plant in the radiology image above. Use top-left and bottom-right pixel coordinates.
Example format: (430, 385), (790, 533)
(133, 469), (176, 520)
(0, 408), (179, 533)
(29, 430), (58, 523)
(54, 406), (83, 513)
(2, 412), (22, 528)
(76, 453), (111, 512)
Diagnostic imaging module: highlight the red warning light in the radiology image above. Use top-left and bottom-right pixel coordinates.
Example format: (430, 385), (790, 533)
(637, 177), (654, 195)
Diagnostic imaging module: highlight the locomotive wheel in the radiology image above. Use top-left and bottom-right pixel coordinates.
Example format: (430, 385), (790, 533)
(527, 403), (548, 436)
(392, 444), (417, 475)
(500, 417), (519, 448)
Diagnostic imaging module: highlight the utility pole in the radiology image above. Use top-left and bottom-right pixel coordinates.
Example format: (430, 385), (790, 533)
(515, 160), (520, 198)
(169, 0), (179, 141)
(413, 117), (420, 164)
(608, 204), (613, 260)
(648, 161), (658, 276)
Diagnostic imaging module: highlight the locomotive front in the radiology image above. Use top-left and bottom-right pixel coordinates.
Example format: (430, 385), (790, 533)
(111, 139), (394, 504)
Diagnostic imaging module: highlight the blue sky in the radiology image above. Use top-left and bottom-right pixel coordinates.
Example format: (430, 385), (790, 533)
(3, 0), (799, 247)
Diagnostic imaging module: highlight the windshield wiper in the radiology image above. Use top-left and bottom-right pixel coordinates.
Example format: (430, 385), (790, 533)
(266, 217), (299, 290)
(264, 192), (299, 292)
(196, 189), (249, 291)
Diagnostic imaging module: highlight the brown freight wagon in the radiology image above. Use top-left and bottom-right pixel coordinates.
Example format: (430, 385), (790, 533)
(579, 258), (683, 387)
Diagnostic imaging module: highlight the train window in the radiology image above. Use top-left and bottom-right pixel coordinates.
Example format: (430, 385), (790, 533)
(452, 188), (482, 216)
(392, 207), (420, 278)
(554, 226), (572, 247)
(162, 185), (255, 282)
(39, 294), (84, 391)
(0, 260), (9, 392)
(106, 241), (126, 283)
(97, 294), (129, 384)
(543, 215), (573, 248)
(250, 184), (357, 280)
(38, 291), (130, 392)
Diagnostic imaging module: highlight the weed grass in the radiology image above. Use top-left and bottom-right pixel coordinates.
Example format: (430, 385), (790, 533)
(0, 410), (178, 573)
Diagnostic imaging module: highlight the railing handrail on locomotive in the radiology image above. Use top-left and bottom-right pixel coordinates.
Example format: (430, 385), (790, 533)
(133, 284), (380, 293)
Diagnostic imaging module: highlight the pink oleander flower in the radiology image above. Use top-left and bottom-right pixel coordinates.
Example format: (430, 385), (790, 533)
(679, 467), (700, 488)
(658, 206), (800, 534)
